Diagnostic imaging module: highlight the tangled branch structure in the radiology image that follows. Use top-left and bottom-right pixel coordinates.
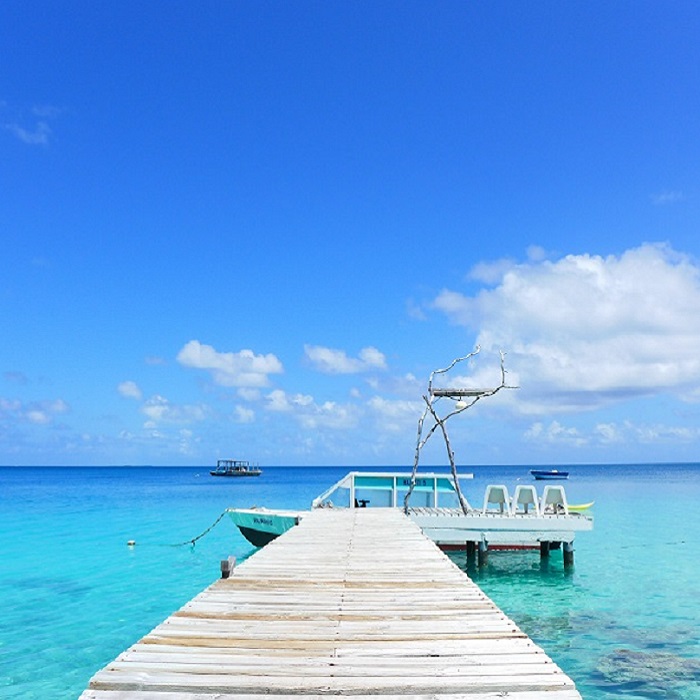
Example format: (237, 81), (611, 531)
(403, 347), (517, 514)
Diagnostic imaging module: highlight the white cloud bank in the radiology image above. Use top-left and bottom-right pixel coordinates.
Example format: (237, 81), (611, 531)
(4, 121), (51, 145)
(304, 345), (387, 374)
(177, 340), (283, 387)
(433, 243), (700, 414)
(651, 190), (685, 206)
(0, 397), (69, 424)
(2, 103), (64, 146)
(264, 389), (357, 429)
(525, 419), (700, 448)
(141, 394), (209, 425)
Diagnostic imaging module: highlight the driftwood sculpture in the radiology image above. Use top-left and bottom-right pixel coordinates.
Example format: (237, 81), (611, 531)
(403, 346), (516, 514)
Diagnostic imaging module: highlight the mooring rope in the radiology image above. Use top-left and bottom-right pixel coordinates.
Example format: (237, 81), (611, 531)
(170, 509), (230, 547)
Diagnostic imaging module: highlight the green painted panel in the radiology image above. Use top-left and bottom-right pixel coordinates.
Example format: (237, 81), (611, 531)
(354, 475), (394, 490)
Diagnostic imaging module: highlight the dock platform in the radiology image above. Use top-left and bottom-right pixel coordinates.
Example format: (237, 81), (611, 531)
(80, 508), (581, 699)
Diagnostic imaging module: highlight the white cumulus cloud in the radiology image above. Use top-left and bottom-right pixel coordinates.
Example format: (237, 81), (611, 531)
(4, 121), (51, 145)
(141, 394), (209, 425)
(0, 397), (69, 425)
(433, 243), (700, 413)
(304, 345), (387, 374)
(651, 190), (685, 206)
(367, 396), (422, 433)
(265, 389), (314, 412)
(525, 418), (700, 450)
(118, 380), (142, 400)
(234, 406), (255, 423)
(177, 340), (283, 387)
(264, 389), (358, 429)
(524, 420), (587, 447)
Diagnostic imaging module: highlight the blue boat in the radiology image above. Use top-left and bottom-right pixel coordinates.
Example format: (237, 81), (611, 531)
(530, 469), (569, 480)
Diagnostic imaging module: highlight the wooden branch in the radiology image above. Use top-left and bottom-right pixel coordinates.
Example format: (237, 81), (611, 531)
(403, 348), (517, 514)
(424, 397), (470, 514)
(426, 346), (481, 396)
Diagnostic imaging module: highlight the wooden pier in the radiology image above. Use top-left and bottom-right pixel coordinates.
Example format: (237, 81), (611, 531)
(80, 508), (581, 699)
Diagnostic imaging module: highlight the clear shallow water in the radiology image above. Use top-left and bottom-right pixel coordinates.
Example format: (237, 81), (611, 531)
(0, 464), (699, 699)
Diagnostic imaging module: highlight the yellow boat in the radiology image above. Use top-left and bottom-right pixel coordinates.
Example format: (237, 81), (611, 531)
(568, 501), (594, 512)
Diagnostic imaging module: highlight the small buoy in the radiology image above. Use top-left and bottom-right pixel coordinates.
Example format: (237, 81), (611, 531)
(127, 540), (136, 547)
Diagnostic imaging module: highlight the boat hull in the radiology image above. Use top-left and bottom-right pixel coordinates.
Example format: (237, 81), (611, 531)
(227, 505), (593, 551)
(226, 471), (593, 553)
(410, 508), (591, 548)
(531, 470), (569, 480)
(227, 508), (302, 546)
(210, 471), (261, 477)
(237, 526), (282, 547)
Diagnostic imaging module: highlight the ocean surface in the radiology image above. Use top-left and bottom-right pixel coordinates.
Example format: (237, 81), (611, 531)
(1, 463), (699, 699)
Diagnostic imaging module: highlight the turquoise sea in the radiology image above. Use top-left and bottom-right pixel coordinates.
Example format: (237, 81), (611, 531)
(1, 464), (699, 699)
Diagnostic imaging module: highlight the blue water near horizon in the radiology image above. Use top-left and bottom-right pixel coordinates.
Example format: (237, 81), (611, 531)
(1, 463), (699, 699)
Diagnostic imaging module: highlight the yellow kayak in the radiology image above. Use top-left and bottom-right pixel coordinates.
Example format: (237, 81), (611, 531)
(569, 501), (594, 512)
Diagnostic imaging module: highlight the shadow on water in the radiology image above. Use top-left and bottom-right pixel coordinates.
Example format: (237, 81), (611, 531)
(446, 549), (579, 647)
(446, 549), (700, 700)
(3, 576), (93, 597)
(447, 548), (575, 585)
(590, 648), (700, 699)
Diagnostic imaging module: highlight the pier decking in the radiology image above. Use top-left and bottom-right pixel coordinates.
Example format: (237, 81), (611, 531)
(80, 508), (581, 699)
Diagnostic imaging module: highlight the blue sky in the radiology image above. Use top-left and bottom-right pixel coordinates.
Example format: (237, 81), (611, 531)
(2, 2), (700, 466)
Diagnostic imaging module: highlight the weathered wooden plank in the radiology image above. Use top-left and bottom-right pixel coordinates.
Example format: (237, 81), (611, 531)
(79, 508), (582, 699)
(141, 627), (526, 644)
(121, 650), (556, 667)
(88, 671), (575, 694)
(123, 637), (548, 660)
(172, 609), (510, 622)
(146, 610), (521, 632)
(82, 690), (584, 700)
(103, 659), (564, 678)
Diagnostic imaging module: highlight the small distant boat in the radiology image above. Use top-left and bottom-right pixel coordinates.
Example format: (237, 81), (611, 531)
(569, 501), (594, 512)
(530, 469), (569, 480)
(210, 459), (262, 477)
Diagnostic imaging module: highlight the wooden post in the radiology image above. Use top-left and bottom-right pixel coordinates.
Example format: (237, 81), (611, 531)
(466, 540), (477, 569)
(478, 540), (488, 567)
(563, 542), (574, 567)
(220, 555), (236, 579)
(540, 541), (550, 558)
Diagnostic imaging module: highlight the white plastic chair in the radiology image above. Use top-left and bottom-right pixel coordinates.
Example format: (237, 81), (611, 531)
(482, 484), (510, 514)
(540, 485), (569, 515)
(511, 484), (540, 515)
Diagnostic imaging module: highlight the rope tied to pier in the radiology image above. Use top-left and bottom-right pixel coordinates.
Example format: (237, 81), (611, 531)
(171, 509), (229, 547)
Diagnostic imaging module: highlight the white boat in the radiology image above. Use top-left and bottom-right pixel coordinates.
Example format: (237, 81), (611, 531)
(210, 459), (262, 477)
(227, 350), (593, 555)
(227, 470), (593, 551)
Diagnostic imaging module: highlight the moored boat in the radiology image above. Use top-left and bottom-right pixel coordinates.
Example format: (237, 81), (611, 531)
(227, 507), (301, 546)
(227, 350), (593, 561)
(227, 470), (593, 552)
(531, 468), (569, 480)
(210, 459), (262, 477)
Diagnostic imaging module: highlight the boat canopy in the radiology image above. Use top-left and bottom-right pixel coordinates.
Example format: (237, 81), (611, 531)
(311, 471), (473, 510)
(211, 459), (261, 476)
